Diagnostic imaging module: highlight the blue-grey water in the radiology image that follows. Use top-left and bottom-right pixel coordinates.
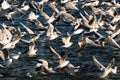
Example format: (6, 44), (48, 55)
(0, 0), (120, 80)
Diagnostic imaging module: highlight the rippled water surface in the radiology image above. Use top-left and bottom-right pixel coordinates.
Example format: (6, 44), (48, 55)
(0, 0), (120, 80)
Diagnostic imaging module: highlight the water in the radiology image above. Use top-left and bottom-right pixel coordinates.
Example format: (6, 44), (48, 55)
(0, 0), (120, 80)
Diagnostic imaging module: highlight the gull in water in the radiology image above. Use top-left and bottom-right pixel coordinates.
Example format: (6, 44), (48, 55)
(35, 59), (55, 74)
(49, 46), (79, 73)
(93, 56), (117, 78)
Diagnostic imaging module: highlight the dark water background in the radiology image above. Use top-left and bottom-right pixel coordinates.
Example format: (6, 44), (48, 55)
(0, 0), (120, 80)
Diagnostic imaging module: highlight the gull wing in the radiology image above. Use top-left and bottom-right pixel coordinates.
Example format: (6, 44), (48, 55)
(106, 36), (120, 48)
(0, 50), (5, 61)
(80, 12), (89, 25)
(46, 23), (54, 36)
(60, 51), (67, 61)
(20, 22), (35, 34)
(65, 2), (79, 10)
(20, 39), (30, 44)
(93, 56), (105, 71)
(107, 58), (115, 69)
(40, 11), (50, 20)
(49, 46), (61, 60)
(37, 59), (48, 67)
(111, 28), (120, 38)
(55, 61), (69, 69)
(85, 37), (98, 46)
(62, 32), (71, 45)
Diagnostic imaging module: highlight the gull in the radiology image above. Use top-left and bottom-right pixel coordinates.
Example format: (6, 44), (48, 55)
(36, 0), (48, 12)
(46, 22), (55, 36)
(78, 36), (98, 48)
(48, 1), (59, 14)
(2, 27), (24, 49)
(35, 59), (55, 74)
(61, 32), (73, 48)
(111, 25), (120, 39)
(31, 19), (46, 29)
(65, 1), (79, 11)
(93, 56), (117, 78)
(80, 13), (100, 32)
(4, 55), (13, 68)
(61, 0), (69, 4)
(5, 11), (16, 20)
(109, 20), (120, 36)
(21, 33), (41, 44)
(105, 36), (120, 48)
(111, 14), (120, 23)
(21, 4), (30, 11)
(10, 52), (21, 60)
(27, 11), (39, 21)
(56, 9), (76, 25)
(46, 22), (61, 41)
(37, 0), (48, 5)
(20, 0), (30, 11)
(47, 13), (56, 23)
(27, 42), (38, 57)
(0, 49), (12, 68)
(30, 1), (38, 11)
(105, 7), (117, 17)
(2, 35), (21, 49)
(81, 0), (99, 8)
(49, 46), (79, 73)
(39, 4), (56, 23)
(72, 28), (84, 36)
(71, 0), (78, 5)
(0, 23), (12, 45)
(20, 22), (35, 35)
(1, 0), (11, 10)
(0, 50), (5, 61)
(74, 18), (82, 30)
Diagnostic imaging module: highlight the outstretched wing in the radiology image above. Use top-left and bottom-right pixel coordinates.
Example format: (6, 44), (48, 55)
(49, 46), (61, 60)
(20, 22), (35, 35)
(93, 56), (105, 71)
(107, 58), (115, 69)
